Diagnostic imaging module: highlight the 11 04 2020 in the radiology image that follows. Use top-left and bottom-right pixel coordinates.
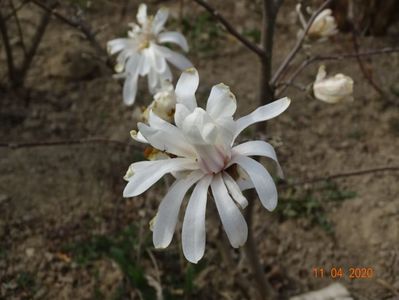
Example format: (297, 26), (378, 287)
(312, 267), (374, 279)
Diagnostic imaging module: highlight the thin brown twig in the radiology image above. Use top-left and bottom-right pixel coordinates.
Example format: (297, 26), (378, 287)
(281, 166), (399, 187)
(0, 8), (17, 84)
(0, 138), (138, 149)
(351, 27), (385, 97)
(271, 0), (333, 86)
(3, 0), (29, 21)
(30, 0), (108, 59)
(8, 0), (27, 56)
(191, 0), (264, 57)
(17, 1), (54, 86)
(275, 47), (399, 97)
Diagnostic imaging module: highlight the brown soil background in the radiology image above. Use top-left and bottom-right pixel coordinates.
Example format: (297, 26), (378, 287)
(1, 0), (398, 299)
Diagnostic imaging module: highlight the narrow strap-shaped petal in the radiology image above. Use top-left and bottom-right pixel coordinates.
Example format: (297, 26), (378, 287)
(232, 140), (284, 178)
(158, 31), (189, 52)
(152, 7), (169, 34)
(147, 67), (160, 93)
(123, 158), (197, 197)
(211, 174), (248, 248)
(206, 83), (237, 120)
(146, 111), (196, 156)
(107, 38), (130, 55)
(153, 171), (204, 248)
(138, 115), (195, 157)
(123, 73), (138, 106)
(182, 175), (212, 263)
(139, 48), (151, 76)
(222, 172), (248, 208)
(174, 103), (191, 129)
(175, 68), (198, 111)
(148, 43), (167, 73)
(153, 44), (193, 71)
(136, 3), (147, 25)
(231, 155), (278, 211)
(234, 97), (291, 140)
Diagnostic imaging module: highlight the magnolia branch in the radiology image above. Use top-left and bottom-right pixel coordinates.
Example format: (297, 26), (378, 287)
(271, 0), (333, 85)
(0, 138), (137, 149)
(276, 47), (399, 96)
(191, 0), (264, 57)
(282, 166), (399, 187)
(30, 0), (109, 62)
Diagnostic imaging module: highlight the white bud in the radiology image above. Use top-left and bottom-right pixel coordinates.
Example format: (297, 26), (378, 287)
(313, 65), (354, 104)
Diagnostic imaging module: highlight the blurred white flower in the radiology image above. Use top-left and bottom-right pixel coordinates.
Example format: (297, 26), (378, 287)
(124, 68), (291, 263)
(142, 81), (176, 123)
(313, 65), (354, 103)
(296, 3), (338, 41)
(107, 4), (192, 105)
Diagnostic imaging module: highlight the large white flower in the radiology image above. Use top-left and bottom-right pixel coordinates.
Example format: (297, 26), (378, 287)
(313, 65), (354, 103)
(296, 3), (338, 41)
(107, 4), (192, 105)
(124, 68), (291, 263)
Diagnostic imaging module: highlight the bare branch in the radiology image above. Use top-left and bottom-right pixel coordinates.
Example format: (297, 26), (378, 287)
(0, 138), (138, 149)
(8, 0), (27, 56)
(17, 1), (54, 86)
(275, 47), (399, 97)
(0, 8), (17, 85)
(191, 0), (264, 57)
(351, 28), (386, 97)
(271, 0), (333, 86)
(31, 0), (109, 61)
(282, 166), (399, 187)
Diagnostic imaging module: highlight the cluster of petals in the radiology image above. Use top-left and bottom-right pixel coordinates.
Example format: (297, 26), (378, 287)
(313, 65), (354, 104)
(123, 68), (290, 263)
(296, 3), (338, 41)
(107, 4), (192, 105)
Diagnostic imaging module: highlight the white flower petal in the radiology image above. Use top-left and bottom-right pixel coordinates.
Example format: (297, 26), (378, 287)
(158, 31), (189, 52)
(153, 44), (193, 71)
(175, 103), (191, 129)
(148, 44), (167, 73)
(152, 7), (169, 34)
(175, 68), (199, 111)
(232, 140), (283, 178)
(107, 38), (130, 55)
(130, 130), (148, 144)
(211, 173), (248, 248)
(144, 111), (196, 156)
(136, 4), (147, 25)
(123, 158), (197, 197)
(139, 48), (151, 76)
(231, 155), (278, 211)
(222, 172), (248, 208)
(206, 83), (237, 119)
(234, 97), (291, 140)
(123, 73), (138, 106)
(147, 67), (160, 93)
(182, 175), (212, 263)
(153, 171), (204, 248)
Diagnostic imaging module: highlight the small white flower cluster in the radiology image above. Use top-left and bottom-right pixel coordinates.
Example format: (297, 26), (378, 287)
(107, 4), (192, 105)
(295, 3), (354, 103)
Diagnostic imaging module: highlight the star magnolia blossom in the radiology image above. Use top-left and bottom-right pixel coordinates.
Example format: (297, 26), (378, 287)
(296, 4), (338, 41)
(124, 68), (291, 263)
(107, 4), (192, 105)
(313, 65), (354, 103)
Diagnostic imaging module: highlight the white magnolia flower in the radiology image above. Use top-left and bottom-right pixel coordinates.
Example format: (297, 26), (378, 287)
(142, 81), (176, 123)
(313, 65), (354, 103)
(107, 4), (192, 105)
(296, 4), (338, 41)
(123, 68), (291, 263)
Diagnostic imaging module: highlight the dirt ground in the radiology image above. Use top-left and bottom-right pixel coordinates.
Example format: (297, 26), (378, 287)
(1, 0), (399, 299)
